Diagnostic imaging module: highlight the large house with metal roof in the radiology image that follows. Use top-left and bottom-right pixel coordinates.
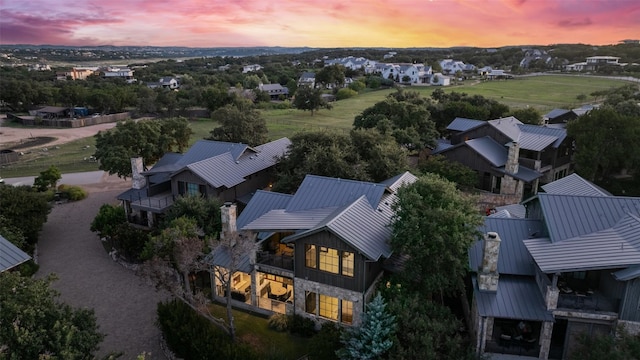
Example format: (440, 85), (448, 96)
(435, 116), (573, 200)
(206, 172), (418, 326)
(117, 138), (291, 227)
(469, 174), (640, 359)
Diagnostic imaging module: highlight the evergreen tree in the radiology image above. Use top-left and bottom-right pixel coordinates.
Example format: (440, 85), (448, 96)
(337, 293), (396, 360)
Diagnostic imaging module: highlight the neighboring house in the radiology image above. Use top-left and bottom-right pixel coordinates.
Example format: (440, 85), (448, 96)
(542, 109), (578, 126)
(117, 138), (291, 227)
(30, 106), (70, 119)
(0, 235), (31, 272)
(520, 49), (553, 68)
(440, 59), (476, 74)
(159, 77), (179, 89)
(206, 172), (418, 326)
(429, 72), (451, 86)
(441, 116), (572, 187)
(242, 64), (262, 73)
(469, 174), (640, 359)
(258, 83), (289, 100)
(297, 72), (316, 88)
(564, 56), (622, 72)
(324, 56), (376, 72)
(101, 66), (136, 83)
(28, 64), (51, 71)
(375, 63), (432, 84)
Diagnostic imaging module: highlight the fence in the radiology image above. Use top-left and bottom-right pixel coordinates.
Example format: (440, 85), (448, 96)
(11, 112), (131, 128)
(0, 159), (99, 178)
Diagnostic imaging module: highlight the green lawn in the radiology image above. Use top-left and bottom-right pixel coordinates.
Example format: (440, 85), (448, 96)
(207, 303), (312, 359)
(1, 75), (633, 178)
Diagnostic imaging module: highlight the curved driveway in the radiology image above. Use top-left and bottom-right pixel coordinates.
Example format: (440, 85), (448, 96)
(36, 174), (169, 359)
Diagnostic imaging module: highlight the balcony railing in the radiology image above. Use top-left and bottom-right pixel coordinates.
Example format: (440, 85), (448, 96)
(127, 193), (174, 211)
(557, 291), (619, 313)
(257, 252), (294, 271)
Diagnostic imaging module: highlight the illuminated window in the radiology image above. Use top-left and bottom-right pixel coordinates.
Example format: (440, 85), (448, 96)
(319, 294), (339, 320)
(319, 247), (339, 274)
(187, 183), (199, 196)
(305, 244), (317, 268)
(341, 300), (353, 325)
(305, 291), (316, 314)
(342, 251), (354, 277)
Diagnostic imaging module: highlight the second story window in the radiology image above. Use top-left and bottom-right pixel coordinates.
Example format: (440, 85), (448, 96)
(319, 247), (339, 274)
(342, 251), (354, 277)
(305, 244), (316, 268)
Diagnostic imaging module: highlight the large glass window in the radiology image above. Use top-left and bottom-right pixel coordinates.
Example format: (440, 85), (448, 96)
(319, 294), (339, 320)
(319, 247), (339, 274)
(305, 291), (316, 314)
(342, 251), (354, 277)
(341, 300), (353, 325)
(187, 183), (199, 196)
(305, 244), (317, 268)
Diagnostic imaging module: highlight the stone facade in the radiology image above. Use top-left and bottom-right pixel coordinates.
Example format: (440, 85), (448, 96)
(478, 232), (501, 292)
(294, 277), (366, 326)
(618, 319), (640, 336)
(220, 203), (237, 240)
(131, 157), (146, 190)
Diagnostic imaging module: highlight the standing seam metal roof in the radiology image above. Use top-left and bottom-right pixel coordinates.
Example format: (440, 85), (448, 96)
(518, 124), (566, 149)
(536, 193), (640, 243)
(446, 117), (486, 132)
(541, 173), (612, 197)
(285, 175), (387, 212)
(0, 235), (31, 272)
(236, 190), (293, 230)
(466, 137), (508, 167)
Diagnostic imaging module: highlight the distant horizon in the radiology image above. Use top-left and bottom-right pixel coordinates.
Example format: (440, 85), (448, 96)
(2, 0), (639, 48)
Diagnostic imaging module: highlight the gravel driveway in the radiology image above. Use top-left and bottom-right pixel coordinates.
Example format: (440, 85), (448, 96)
(36, 180), (169, 359)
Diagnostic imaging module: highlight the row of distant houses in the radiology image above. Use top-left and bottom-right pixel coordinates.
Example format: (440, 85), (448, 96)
(56, 66), (137, 83)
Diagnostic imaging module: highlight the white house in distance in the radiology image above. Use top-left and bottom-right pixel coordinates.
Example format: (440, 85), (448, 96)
(564, 56), (623, 72)
(101, 66), (136, 83)
(324, 56), (377, 73)
(440, 59), (476, 74)
(242, 64), (262, 73)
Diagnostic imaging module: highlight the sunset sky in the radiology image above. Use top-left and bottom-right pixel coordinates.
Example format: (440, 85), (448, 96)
(1, 0), (639, 48)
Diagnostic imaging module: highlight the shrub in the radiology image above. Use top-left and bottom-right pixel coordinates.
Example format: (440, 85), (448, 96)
(157, 299), (257, 360)
(91, 204), (126, 238)
(308, 323), (343, 360)
(288, 314), (316, 337)
(110, 223), (149, 263)
(58, 185), (87, 201)
(268, 313), (289, 332)
(336, 88), (358, 100)
(348, 80), (366, 92)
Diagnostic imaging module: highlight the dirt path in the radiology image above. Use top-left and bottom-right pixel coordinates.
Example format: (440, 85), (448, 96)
(36, 180), (169, 359)
(0, 118), (119, 149)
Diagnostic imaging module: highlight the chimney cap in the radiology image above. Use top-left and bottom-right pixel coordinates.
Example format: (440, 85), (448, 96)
(224, 201), (233, 207)
(487, 231), (500, 240)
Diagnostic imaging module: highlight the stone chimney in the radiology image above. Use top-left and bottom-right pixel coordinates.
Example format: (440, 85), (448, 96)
(478, 232), (501, 292)
(220, 202), (237, 241)
(505, 141), (520, 174)
(131, 157), (146, 190)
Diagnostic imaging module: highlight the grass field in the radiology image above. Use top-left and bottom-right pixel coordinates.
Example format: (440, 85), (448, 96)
(1, 75), (633, 178)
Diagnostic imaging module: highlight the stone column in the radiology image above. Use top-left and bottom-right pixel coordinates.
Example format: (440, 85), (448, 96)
(220, 202), (237, 241)
(539, 321), (554, 359)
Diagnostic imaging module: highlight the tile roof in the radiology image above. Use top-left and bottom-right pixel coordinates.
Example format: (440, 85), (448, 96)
(473, 275), (554, 322)
(470, 218), (543, 276)
(0, 235), (31, 272)
(541, 173), (612, 197)
(446, 117), (485, 132)
(524, 213), (640, 273)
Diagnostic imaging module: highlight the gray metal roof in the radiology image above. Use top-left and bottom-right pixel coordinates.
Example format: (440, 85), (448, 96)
(379, 171), (418, 192)
(117, 187), (147, 201)
(432, 139), (453, 153)
(242, 207), (338, 231)
(524, 213), (640, 273)
(534, 193), (640, 243)
(516, 132), (558, 152)
(613, 265), (640, 281)
(446, 117), (485, 132)
(494, 204), (526, 219)
(260, 84), (288, 92)
(489, 117), (523, 141)
(237, 190), (293, 229)
(466, 137), (508, 167)
(179, 140), (251, 165)
(474, 275), (554, 322)
(285, 175), (387, 212)
(541, 173), (612, 197)
(181, 138), (290, 189)
(543, 109), (571, 119)
(518, 124), (566, 149)
(470, 218), (543, 276)
(282, 196), (393, 261)
(205, 245), (252, 273)
(496, 164), (543, 183)
(0, 235), (31, 272)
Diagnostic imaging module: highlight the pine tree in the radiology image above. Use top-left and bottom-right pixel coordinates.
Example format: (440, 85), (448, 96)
(337, 293), (396, 360)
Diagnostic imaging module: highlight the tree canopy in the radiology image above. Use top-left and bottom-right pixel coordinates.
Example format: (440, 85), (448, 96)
(390, 173), (482, 297)
(0, 185), (50, 246)
(567, 107), (640, 181)
(0, 272), (104, 359)
(207, 102), (268, 146)
(353, 89), (438, 151)
(33, 165), (62, 192)
(315, 65), (346, 89)
(293, 86), (332, 116)
(94, 117), (193, 178)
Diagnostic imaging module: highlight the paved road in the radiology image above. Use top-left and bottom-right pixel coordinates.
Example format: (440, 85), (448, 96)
(36, 178), (169, 359)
